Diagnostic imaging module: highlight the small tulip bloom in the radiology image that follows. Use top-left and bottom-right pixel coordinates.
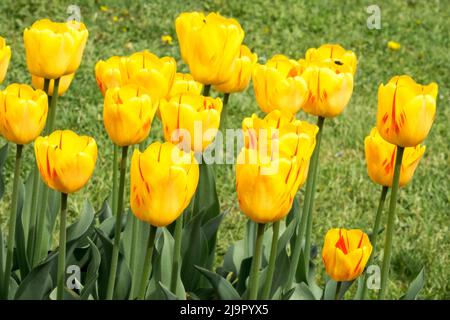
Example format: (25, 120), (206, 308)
(0, 84), (48, 145)
(32, 73), (75, 96)
(304, 44), (357, 76)
(168, 73), (203, 98)
(0, 36), (11, 84)
(322, 228), (372, 282)
(95, 56), (129, 96)
(376, 75), (438, 147)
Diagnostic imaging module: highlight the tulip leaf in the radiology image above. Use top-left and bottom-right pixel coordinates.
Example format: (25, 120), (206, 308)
(268, 248), (291, 298)
(222, 239), (248, 276)
(289, 282), (317, 300)
(158, 281), (179, 300)
(195, 266), (241, 300)
(193, 161), (220, 223)
(80, 238), (101, 300)
(401, 267), (425, 300)
(323, 279), (338, 300)
(236, 257), (252, 295)
(97, 198), (112, 223)
(0, 143), (8, 199)
(15, 180), (30, 279)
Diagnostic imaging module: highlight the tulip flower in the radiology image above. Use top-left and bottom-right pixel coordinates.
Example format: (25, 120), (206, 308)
(365, 127), (425, 187)
(0, 36), (11, 84)
(214, 45), (258, 93)
(168, 73), (203, 98)
(322, 228), (372, 282)
(252, 54), (308, 114)
(160, 93), (222, 152)
(376, 75), (438, 147)
(24, 19), (88, 79)
(304, 44), (357, 76)
(0, 84), (48, 145)
(175, 11), (245, 86)
(103, 84), (157, 147)
(32, 73), (75, 96)
(95, 55), (129, 96)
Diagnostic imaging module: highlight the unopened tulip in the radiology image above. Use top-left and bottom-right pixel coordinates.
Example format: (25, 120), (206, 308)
(322, 228), (372, 282)
(176, 11), (244, 85)
(34, 130), (97, 194)
(0, 84), (48, 145)
(304, 44), (357, 76)
(95, 55), (129, 96)
(24, 19), (88, 79)
(160, 94), (222, 152)
(376, 75), (438, 147)
(130, 141), (199, 227)
(0, 36), (11, 84)
(214, 45), (257, 93)
(365, 127), (425, 187)
(168, 73), (203, 98)
(252, 55), (308, 114)
(32, 73), (75, 96)
(103, 84), (157, 146)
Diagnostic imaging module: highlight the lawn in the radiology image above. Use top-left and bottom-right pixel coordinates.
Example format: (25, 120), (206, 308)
(0, 0), (448, 299)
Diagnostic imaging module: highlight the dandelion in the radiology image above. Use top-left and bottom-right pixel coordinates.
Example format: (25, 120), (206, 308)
(387, 41), (401, 50)
(161, 34), (173, 45)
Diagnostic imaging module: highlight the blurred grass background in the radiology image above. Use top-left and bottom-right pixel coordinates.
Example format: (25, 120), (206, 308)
(0, 0), (448, 299)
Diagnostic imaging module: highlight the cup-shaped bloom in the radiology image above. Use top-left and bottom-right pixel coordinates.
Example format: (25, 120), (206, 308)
(376, 75), (438, 147)
(322, 228), (372, 282)
(126, 51), (176, 102)
(0, 36), (11, 84)
(364, 127), (425, 187)
(236, 111), (318, 223)
(95, 56), (129, 96)
(24, 19), (88, 79)
(252, 54), (308, 114)
(214, 45), (258, 93)
(176, 11), (244, 85)
(130, 141), (199, 227)
(34, 130), (97, 194)
(103, 85), (157, 146)
(0, 84), (48, 145)
(304, 44), (357, 76)
(32, 73), (75, 96)
(160, 94), (222, 152)
(168, 73), (203, 98)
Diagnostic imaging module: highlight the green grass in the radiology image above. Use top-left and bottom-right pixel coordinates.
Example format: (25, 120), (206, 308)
(0, 0), (448, 299)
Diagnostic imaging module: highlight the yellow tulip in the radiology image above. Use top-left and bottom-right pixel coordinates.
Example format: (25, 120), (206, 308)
(32, 73), (75, 96)
(214, 45), (258, 93)
(236, 110), (318, 223)
(322, 228), (372, 282)
(95, 56), (129, 96)
(0, 84), (48, 145)
(24, 19), (88, 79)
(160, 94), (222, 152)
(168, 73), (203, 98)
(34, 130), (97, 194)
(365, 127), (425, 187)
(0, 36), (11, 84)
(176, 12), (245, 85)
(130, 141), (199, 227)
(304, 44), (357, 76)
(252, 54), (308, 114)
(103, 84), (157, 147)
(376, 75), (438, 147)
(126, 51), (176, 102)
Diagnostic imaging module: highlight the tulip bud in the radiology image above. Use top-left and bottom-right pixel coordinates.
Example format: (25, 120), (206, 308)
(34, 130), (98, 194)
(103, 84), (157, 147)
(322, 228), (372, 282)
(364, 127), (425, 187)
(0, 36), (11, 84)
(130, 141), (199, 227)
(32, 73), (75, 96)
(95, 56), (129, 96)
(376, 75), (438, 147)
(24, 19), (88, 79)
(0, 84), (48, 145)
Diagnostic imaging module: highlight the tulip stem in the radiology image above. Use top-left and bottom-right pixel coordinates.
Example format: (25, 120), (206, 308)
(2, 144), (23, 299)
(284, 116), (324, 291)
(111, 144), (119, 219)
(248, 223), (265, 300)
(57, 192), (68, 300)
(361, 186), (389, 300)
(138, 225), (157, 300)
(219, 93), (230, 131)
(378, 146), (404, 300)
(335, 281), (342, 300)
(106, 145), (129, 300)
(45, 78), (60, 135)
(170, 214), (183, 295)
(261, 221), (280, 299)
(202, 84), (211, 96)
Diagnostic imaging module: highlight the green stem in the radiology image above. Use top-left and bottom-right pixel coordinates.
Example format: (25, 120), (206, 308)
(56, 192), (68, 300)
(111, 144), (119, 220)
(361, 186), (389, 300)
(248, 223), (265, 300)
(284, 116), (324, 291)
(138, 225), (157, 300)
(128, 216), (138, 299)
(106, 145), (129, 300)
(2, 144), (23, 299)
(261, 221), (280, 299)
(170, 214), (184, 294)
(378, 146), (404, 300)
(44, 78), (60, 135)
(335, 281), (342, 300)
(219, 93), (230, 131)
(202, 84), (211, 96)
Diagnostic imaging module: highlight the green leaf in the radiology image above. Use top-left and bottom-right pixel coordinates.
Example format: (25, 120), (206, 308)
(80, 238), (101, 300)
(289, 282), (317, 300)
(195, 266), (241, 300)
(67, 201), (95, 243)
(193, 161), (220, 222)
(158, 281), (179, 300)
(0, 143), (9, 199)
(97, 198), (112, 223)
(236, 257), (252, 295)
(323, 279), (338, 300)
(15, 179), (30, 278)
(401, 267), (425, 300)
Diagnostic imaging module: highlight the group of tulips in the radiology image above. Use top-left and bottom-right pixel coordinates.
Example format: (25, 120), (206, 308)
(0, 10), (438, 300)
